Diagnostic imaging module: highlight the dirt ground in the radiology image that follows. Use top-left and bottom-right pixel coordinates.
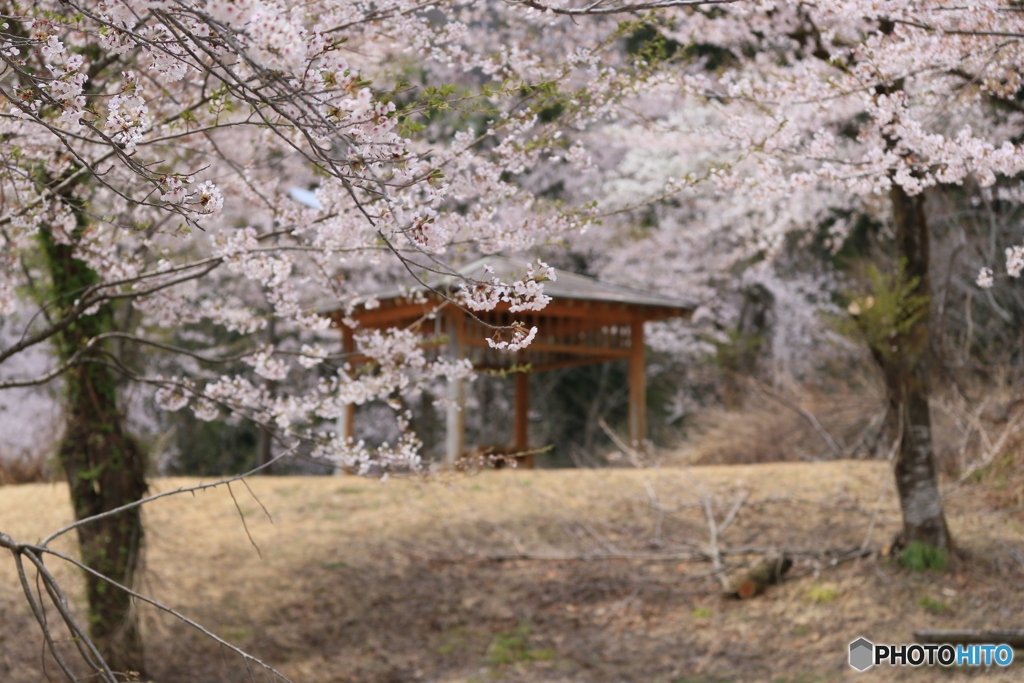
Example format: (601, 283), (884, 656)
(1, 461), (1023, 682)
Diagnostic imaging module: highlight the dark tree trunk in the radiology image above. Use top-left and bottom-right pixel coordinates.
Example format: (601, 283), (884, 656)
(879, 184), (951, 550)
(39, 204), (148, 677)
(61, 363), (147, 676)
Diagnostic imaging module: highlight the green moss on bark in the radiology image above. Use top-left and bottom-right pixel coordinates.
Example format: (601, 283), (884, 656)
(36, 179), (148, 677)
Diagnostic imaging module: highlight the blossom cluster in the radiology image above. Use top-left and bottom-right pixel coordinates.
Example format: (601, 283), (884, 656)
(458, 261), (557, 313)
(486, 322), (539, 352)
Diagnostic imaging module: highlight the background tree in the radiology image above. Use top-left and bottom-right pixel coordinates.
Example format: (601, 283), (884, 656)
(533, 3), (1024, 550)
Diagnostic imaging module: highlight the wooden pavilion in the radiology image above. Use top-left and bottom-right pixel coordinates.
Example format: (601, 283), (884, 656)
(326, 257), (696, 465)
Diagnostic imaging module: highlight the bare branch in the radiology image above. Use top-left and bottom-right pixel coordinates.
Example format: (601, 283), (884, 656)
(25, 544), (295, 683)
(39, 450), (294, 548)
(890, 17), (1024, 39)
(22, 549), (118, 682)
(226, 482), (263, 559)
(10, 550), (81, 683)
(506, 0), (742, 15)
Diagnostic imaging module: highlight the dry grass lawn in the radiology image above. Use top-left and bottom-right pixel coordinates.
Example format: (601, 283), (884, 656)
(1, 461), (1023, 682)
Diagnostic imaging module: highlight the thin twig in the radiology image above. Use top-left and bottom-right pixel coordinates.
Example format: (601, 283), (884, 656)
(40, 449), (292, 547)
(241, 478), (274, 524)
(509, 0), (740, 15)
(701, 497), (730, 589)
(21, 549), (117, 682)
(595, 585), (642, 628)
(754, 384), (843, 457)
(598, 417), (644, 467)
(11, 551), (80, 683)
(227, 482), (263, 559)
(25, 544), (296, 683)
(424, 545), (870, 565)
(718, 491), (750, 535)
(860, 411), (903, 552)
(642, 479), (665, 547)
(785, 547), (877, 580)
(944, 411), (1024, 495)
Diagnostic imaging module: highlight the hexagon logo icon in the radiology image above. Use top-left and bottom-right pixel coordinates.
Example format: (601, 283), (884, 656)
(849, 638), (874, 671)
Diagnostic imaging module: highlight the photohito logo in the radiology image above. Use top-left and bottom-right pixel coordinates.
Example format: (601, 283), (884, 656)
(849, 638), (873, 671)
(848, 638), (1013, 670)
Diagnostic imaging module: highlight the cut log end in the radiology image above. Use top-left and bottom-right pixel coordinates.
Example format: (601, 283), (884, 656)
(726, 551), (793, 599)
(735, 579), (758, 600)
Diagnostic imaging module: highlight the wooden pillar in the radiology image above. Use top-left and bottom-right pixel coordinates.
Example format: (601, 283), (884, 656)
(339, 326), (355, 440)
(628, 318), (647, 450)
(335, 325), (356, 476)
(514, 370), (529, 451)
(444, 310), (466, 465)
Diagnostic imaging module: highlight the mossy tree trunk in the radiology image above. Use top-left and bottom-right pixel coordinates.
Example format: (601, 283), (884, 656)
(37, 187), (148, 677)
(878, 184), (951, 551)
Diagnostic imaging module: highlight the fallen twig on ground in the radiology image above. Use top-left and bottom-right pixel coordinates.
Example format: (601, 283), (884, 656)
(914, 630), (1024, 648)
(701, 491), (749, 589)
(420, 545), (875, 566)
(786, 546), (878, 579)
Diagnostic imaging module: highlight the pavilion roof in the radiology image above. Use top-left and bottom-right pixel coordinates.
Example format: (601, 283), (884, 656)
(458, 257), (696, 310)
(323, 256), (697, 316)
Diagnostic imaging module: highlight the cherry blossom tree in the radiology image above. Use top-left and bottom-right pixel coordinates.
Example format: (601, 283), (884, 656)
(550, 1), (1024, 552)
(0, 0), (727, 675)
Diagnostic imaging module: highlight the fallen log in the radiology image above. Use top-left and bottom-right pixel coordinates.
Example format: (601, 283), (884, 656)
(914, 630), (1024, 648)
(726, 550), (792, 599)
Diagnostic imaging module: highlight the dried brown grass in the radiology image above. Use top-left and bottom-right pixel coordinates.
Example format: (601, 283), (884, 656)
(671, 379), (887, 466)
(0, 463), (901, 683)
(670, 375), (1024, 478)
(2, 463), (1023, 683)
(0, 449), (53, 485)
